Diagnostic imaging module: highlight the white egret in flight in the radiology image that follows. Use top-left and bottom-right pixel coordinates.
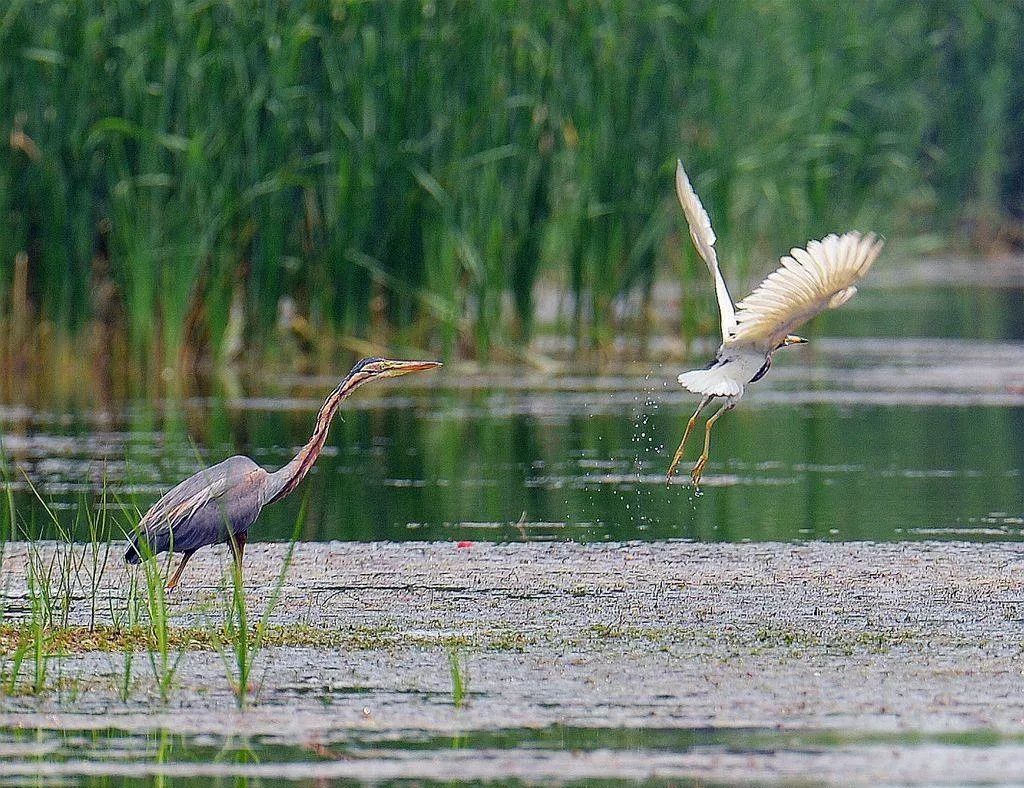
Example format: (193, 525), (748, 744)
(668, 159), (883, 486)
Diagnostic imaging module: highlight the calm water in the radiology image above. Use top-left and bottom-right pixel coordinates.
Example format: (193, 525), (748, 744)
(2, 261), (1023, 544)
(2, 724), (1022, 784)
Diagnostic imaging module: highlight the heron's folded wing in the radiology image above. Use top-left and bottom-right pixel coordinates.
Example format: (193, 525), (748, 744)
(137, 475), (230, 540)
(135, 456), (258, 539)
(728, 231), (883, 350)
(675, 160), (737, 338)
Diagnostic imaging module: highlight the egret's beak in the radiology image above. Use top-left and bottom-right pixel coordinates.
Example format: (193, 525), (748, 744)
(783, 335), (808, 346)
(380, 359), (443, 378)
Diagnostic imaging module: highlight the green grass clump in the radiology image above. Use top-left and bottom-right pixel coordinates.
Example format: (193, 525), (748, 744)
(0, 1), (1020, 368)
(447, 645), (467, 709)
(210, 500), (305, 709)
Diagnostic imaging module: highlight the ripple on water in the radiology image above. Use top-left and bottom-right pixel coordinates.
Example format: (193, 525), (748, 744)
(1, 328), (1022, 543)
(4, 724), (1024, 783)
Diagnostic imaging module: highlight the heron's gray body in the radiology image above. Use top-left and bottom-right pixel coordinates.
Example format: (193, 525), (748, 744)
(125, 455), (267, 562)
(122, 358), (442, 588)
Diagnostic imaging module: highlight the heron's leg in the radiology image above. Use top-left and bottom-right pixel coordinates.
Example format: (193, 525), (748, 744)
(667, 396), (713, 481)
(690, 402), (734, 487)
(166, 551), (195, 592)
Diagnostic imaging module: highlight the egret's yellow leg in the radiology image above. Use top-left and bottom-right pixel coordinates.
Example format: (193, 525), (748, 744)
(166, 551), (195, 591)
(667, 396), (712, 481)
(690, 402), (733, 487)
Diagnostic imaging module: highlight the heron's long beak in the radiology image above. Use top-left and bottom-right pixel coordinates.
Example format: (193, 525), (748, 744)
(783, 335), (808, 346)
(381, 359), (443, 377)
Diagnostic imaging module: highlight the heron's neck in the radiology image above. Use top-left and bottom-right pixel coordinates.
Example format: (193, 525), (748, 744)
(264, 372), (368, 505)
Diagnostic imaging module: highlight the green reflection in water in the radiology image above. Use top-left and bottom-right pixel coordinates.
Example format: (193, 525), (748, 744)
(2, 281), (1022, 544)
(2, 723), (1023, 786)
(3, 396), (1023, 545)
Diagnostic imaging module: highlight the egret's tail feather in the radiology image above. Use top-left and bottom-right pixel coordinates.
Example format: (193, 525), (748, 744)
(677, 368), (742, 398)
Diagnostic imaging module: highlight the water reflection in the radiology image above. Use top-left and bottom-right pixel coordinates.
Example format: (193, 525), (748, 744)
(0, 275), (1022, 544)
(4, 723), (1024, 785)
(1, 379), (1022, 544)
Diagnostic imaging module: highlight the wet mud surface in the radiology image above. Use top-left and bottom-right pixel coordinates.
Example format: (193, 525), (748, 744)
(2, 539), (1024, 783)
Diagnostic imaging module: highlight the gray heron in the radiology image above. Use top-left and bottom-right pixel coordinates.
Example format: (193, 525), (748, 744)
(125, 357), (441, 589)
(668, 159), (883, 486)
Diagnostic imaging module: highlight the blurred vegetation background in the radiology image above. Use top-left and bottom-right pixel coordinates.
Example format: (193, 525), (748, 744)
(1, 0), (1022, 376)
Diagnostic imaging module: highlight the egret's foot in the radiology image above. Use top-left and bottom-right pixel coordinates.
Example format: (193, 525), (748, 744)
(666, 396), (713, 485)
(690, 455), (708, 487)
(667, 437), (688, 483)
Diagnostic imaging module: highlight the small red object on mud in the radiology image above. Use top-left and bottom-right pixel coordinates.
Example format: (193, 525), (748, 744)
(457, 540), (473, 549)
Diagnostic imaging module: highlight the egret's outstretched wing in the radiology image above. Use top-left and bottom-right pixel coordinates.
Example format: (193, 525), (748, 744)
(675, 160), (736, 338)
(728, 231), (883, 350)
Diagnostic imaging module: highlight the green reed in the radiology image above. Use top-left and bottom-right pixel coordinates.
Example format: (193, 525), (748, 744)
(0, 442), (306, 708)
(0, 469), (114, 697)
(0, 476), (77, 696)
(132, 536), (185, 704)
(0, 473), (185, 704)
(447, 645), (467, 709)
(0, 1), (1021, 367)
(213, 496), (306, 710)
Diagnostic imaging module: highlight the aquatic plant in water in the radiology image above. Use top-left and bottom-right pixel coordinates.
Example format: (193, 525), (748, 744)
(212, 497), (306, 710)
(2, 1), (1018, 371)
